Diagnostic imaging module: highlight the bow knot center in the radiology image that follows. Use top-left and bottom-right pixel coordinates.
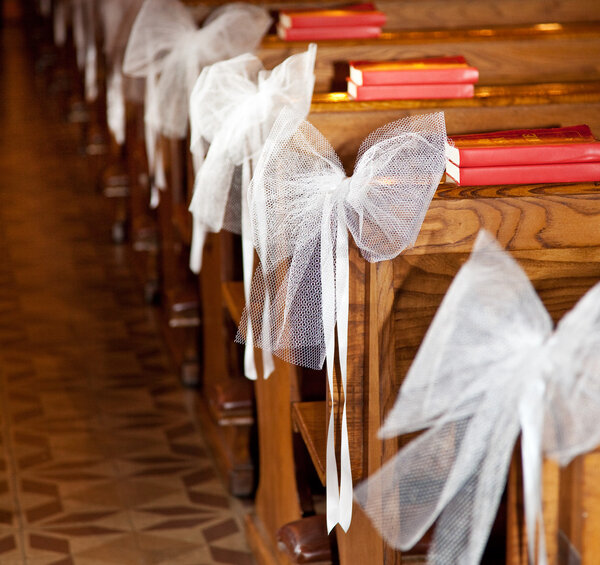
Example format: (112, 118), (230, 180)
(327, 176), (351, 198)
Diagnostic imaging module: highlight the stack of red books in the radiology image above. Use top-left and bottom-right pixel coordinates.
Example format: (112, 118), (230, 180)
(277, 3), (386, 41)
(445, 125), (600, 186)
(347, 56), (479, 100)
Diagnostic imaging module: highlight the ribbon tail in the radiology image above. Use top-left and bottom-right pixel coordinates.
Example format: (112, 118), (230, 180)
(107, 66), (125, 145)
(321, 196), (340, 532)
(336, 221), (352, 531)
(520, 380), (547, 565)
(261, 293), (275, 378)
(189, 214), (207, 274)
(241, 158), (258, 381)
(53, 0), (67, 46)
(326, 369), (340, 533)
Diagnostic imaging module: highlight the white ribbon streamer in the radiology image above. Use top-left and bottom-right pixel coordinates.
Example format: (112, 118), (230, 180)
(123, 0), (271, 202)
(237, 110), (447, 532)
(355, 230), (600, 564)
(100, 0), (144, 145)
(188, 46), (317, 381)
(53, 0), (68, 47)
(40, 0), (51, 17)
(72, 0), (97, 102)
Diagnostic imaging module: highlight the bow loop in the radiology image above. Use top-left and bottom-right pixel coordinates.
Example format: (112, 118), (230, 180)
(123, 0), (197, 79)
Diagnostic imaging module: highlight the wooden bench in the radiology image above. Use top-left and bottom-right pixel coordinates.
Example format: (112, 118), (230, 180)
(258, 22), (600, 92)
(183, 0), (599, 31)
(287, 178), (600, 564)
(152, 80), (600, 560)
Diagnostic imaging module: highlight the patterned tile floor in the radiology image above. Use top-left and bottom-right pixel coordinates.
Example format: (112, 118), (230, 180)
(0, 23), (254, 565)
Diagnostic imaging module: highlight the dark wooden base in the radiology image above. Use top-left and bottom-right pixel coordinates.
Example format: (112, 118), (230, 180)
(246, 513), (293, 565)
(195, 394), (255, 497)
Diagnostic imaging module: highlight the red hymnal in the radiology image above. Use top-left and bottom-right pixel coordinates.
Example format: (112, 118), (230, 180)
(279, 8), (386, 28)
(446, 125), (600, 167)
(347, 80), (474, 100)
(349, 56), (479, 86)
(277, 24), (382, 41)
(445, 160), (600, 186)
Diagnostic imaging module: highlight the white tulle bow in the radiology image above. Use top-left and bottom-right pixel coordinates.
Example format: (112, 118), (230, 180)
(124, 0), (271, 139)
(188, 44), (317, 272)
(123, 0), (271, 199)
(237, 109), (447, 532)
(188, 46), (317, 382)
(355, 230), (600, 565)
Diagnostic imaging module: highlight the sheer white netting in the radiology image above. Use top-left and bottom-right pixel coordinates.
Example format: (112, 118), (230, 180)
(354, 230), (600, 565)
(236, 110), (447, 371)
(188, 45), (317, 273)
(123, 0), (271, 140)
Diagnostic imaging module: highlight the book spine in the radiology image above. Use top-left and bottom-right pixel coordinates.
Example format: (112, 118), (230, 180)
(358, 67), (479, 85)
(347, 82), (474, 100)
(450, 143), (600, 167)
(278, 25), (382, 41)
(280, 12), (386, 28)
(447, 161), (600, 186)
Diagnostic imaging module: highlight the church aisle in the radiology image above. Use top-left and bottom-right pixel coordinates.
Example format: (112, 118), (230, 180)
(0, 23), (253, 565)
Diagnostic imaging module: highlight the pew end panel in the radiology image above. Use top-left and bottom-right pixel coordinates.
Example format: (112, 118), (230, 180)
(322, 180), (600, 564)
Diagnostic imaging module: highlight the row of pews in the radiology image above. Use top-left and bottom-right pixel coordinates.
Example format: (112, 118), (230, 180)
(35, 0), (600, 563)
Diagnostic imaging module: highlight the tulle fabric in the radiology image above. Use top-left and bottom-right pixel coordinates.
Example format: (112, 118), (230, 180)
(187, 45), (317, 272)
(123, 0), (270, 203)
(354, 230), (600, 565)
(123, 0), (271, 139)
(236, 109), (446, 531)
(237, 110), (447, 371)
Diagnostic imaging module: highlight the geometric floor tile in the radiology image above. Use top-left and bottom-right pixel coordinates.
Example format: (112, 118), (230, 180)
(0, 20), (255, 565)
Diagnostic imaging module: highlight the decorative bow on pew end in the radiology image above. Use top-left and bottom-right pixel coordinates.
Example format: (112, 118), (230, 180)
(188, 46), (317, 382)
(355, 230), (600, 564)
(237, 109), (447, 531)
(123, 0), (271, 200)
(188, 44), (317, 274)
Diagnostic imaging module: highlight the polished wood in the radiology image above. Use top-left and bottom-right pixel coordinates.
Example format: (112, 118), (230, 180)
(247, 357), (305, 565)
(276, 515), (334, 564)
(324, 178), (600, 564)
(183, 0), (600, 31)
(258, 23), (600, 92)
(292, 401), (327, 485)
(222, 280), (246, 325)
(308, 83), (600, 170)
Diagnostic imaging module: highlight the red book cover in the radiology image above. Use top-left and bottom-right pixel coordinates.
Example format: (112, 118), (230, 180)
(446, 125), (600, 167)
(347, 80), (474, 100)
(445, 160), (600, 186)
(279, 8), (386, 28)
(277, 24), (382, 41)
(349, 56), (479, 86)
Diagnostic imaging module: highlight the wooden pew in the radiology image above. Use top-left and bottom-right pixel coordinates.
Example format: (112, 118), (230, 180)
(161, 83), (600, 562)
(289, 177), (600, 564)
(111, 5), (600, 559)
(184, 0), (600, 31)
(259, 22), (600, 93)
